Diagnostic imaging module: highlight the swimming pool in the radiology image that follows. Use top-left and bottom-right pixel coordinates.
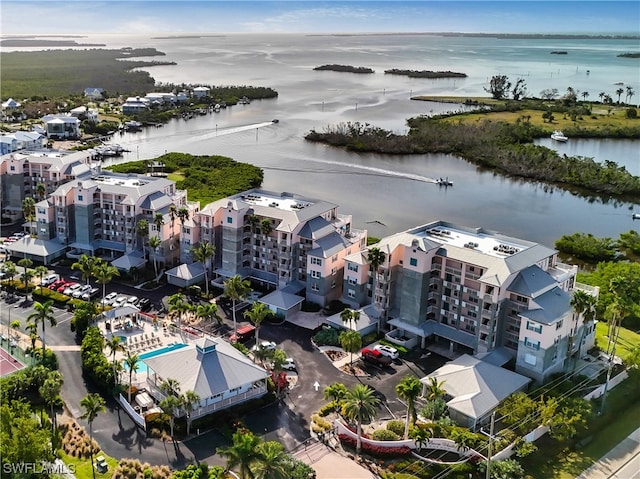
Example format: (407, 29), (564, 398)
(123, 343), (187, 374)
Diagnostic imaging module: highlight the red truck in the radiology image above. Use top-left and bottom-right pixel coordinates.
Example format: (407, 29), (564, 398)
(361, 347), (392, 367)
(229, 325), (256, 343)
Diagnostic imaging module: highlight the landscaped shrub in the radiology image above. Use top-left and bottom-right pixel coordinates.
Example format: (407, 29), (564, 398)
(362, 332), (378, 346)
(80, 327), (114, 392)
(113, 458), (171, 479)
(32, 288), (71, 305)
(386, 420), (405, 437)
(338, 434), (411, 457)
(318, 401), (337, 417)
(59, 420), (99, 458)
(313, 326), (340, 346)
(301, 300), (322, 312)
(311, 414), (332, 432)
(372, 429), (401, 441)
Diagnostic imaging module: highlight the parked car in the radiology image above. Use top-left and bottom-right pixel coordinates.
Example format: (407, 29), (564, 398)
(73, 284), (93, 298)
(281, 358), (296, 371)
(125, 296), (139, 307)
(64, 283), (83, 296)
(103, 292), (118, 305)
(41, 273), (60, 287)
(113, 295), (129, 308)
(57, 281), (76, 293)
(229, 325), (256, 343)
(252, 340), (277, 352)
(361, 348), (392, 367)
(49, 279), (66, 290)
(69, 273), (82, 282)
(137, 297), (151, 311)
(373, 344), (399, 360)
(82, 287), (100, 301)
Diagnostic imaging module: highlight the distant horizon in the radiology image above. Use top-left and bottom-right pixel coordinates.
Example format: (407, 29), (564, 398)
(1, 1), (638, 36)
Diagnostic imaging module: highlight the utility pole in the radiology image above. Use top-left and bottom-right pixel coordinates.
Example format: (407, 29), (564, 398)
(486, 412), (495, 479)
(600, 314), (621, 415)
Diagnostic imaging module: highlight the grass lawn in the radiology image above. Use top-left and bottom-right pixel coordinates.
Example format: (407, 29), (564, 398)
(595, 321), (640, 362)
(59, 450), (118, 479)
(167, 172), (185, 182)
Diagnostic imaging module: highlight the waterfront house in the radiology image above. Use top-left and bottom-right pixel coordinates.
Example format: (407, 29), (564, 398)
(83, 88), (105, 100)
(193, 86), (210, 98)
(40, 115), (81, 139)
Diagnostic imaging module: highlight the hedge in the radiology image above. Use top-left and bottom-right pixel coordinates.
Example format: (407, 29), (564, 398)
(338, 434), (411, 457)
(32, 288), (71, 305)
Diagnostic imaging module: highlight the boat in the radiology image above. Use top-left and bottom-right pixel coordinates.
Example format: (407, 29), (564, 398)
(272, 119), (279, 124)
(123, 120), (143, 131)
(551, 130), (568, 142)
(436, 177), (453, 187)
(633, 213), (640, 220)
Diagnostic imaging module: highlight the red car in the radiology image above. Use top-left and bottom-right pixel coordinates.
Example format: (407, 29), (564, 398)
(57, 281), (75, 293)
(49, 279), (66, 290)
(361, 348), (392, 367)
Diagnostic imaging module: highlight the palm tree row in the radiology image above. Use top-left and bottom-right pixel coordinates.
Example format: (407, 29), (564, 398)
(217, 429), (291, 479)
(167, 293), (220, 331)
(71, 254), (120, 308)
(158, 378), (201, 439)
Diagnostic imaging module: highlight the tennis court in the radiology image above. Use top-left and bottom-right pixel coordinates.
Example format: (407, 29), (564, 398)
(0, 347), (25, 376)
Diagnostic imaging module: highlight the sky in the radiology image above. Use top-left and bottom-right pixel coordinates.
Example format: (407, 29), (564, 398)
(1, 1), (638, 35)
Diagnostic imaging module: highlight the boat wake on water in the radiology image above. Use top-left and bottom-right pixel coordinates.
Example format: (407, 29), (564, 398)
(263, 156), (445, 183)
(195, 121), (276, 140)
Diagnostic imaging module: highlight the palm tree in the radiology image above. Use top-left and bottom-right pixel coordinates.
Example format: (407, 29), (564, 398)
(341, 384), (380, 454)
(260, 218), (273, 240)
(324, 382), (349, 412)
(17, 257), (33, 292)
(243, 301), (269, 346)
(598, 91), (606, 103)
(93, 261), (119, 309)
(424, 377), (447, 401)
(159, 395), (182, 440)
(396, 375), (423, 439)
(10, 319), (21, 341)
(21, 197), (36, 235)
(160, 377), (182, 397)
(581, 91), (589, 102)
(253, 441), (288, 479)
(168, 204), (178, 232)
(124, 351), (140, 403)
(35, 182), (46, 201)
(136, 219), (149, 260)
(3, 261), (16, 284)
(168, 293), (191, 330)
(570, 290), (597, 359)
(153, 212), (165, 233)
(79, 393), (106, 479)
(626, 86), (635, 104)
(39, 372), (63, 432)
(192, 241), (216, 297)
(27, 300), (56, 360)
(34, 265), (49, 295)
(217, 429), (262, 479)
(615, 87), (624, 103)
(195, 303), (220, 327)
(148, 235), (162, 279)
(339, 330), (362, 370)
(177, 207), (190, 228)
(224, 274), (252, 333)
(105, 335), (125, 388)
(340, 308), (353, 329)
(72, 254), (97, 285)
(182, 390), (201, 436)
(367, 246), (387, 317)
(26, 321), (38, 357)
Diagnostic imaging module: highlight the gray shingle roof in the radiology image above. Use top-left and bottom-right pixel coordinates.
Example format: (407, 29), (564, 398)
(308, 231), (350, 258)
(520, 286), (571, 325)
(421, 354), (530, 421)
(298, 217), (335, 240)
(507, 265), (557, 297)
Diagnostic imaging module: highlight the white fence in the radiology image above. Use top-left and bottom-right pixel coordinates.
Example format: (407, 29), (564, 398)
(118, 393), (146, 430)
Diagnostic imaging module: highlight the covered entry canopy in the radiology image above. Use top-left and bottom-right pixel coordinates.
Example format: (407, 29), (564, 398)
(135, 392), (153, 408)
(111, 253), (146, 272)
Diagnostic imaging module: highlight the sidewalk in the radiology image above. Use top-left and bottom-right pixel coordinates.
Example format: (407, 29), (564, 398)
(293, 440), (375, 479)
(577, 426), (640, 479)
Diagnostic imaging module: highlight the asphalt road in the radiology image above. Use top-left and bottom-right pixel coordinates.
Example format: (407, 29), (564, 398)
(1, 278), (447, 470)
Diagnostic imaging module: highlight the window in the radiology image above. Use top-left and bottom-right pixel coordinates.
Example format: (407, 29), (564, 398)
(526, 321), (543, 334)
(78, 195), (83, 201)
(310, 257), (322, 266)
(310, 270), (321, 279)
(348, 277), (357, 285)
(556, 320), (563, 330)
(524, 337), (540, 350)
(331, 281), (336, 289)
(347, 263), (358, 272)
(311, 283), (319, 292)
(332, 254), (338, 263)
(331, 267), (337, 275)
(226, 216), (233, 224)
(348, 289), (356, 298)
(410, 257), (418, 267)
(10, 166), (15, 171)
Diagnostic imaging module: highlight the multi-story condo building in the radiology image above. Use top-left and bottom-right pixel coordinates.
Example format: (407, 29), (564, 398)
(35, 171), (194, 268)
(342, 220), (597, 383)
(0, 131), (47, 155)
(0, 149), (95, 224)
(195, 189), (367, 305)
